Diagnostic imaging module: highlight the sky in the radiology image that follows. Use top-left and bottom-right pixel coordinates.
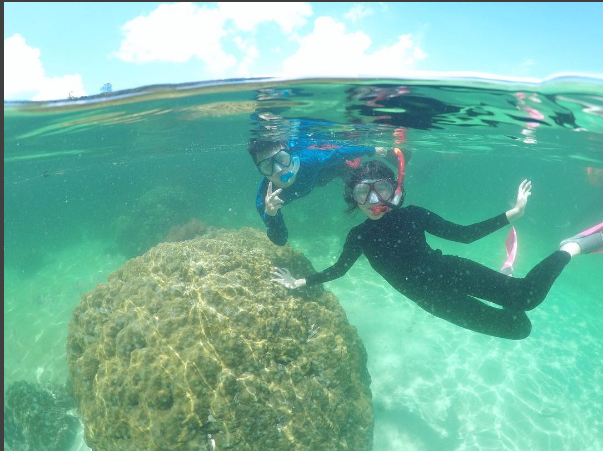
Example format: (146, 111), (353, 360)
(4, 2), (603, 101)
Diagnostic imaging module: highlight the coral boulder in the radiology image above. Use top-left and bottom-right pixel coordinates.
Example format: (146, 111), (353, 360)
(67, 227), (373, 451)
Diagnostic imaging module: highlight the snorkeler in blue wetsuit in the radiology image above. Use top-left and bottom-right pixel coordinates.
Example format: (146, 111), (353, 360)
(249, 138), (395, 246)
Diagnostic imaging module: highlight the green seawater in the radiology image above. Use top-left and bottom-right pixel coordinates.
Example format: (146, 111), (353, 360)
(4, 77), (603, 450)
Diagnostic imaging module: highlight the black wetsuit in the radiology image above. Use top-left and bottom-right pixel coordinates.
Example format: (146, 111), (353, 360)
(305, 206), (570, 340)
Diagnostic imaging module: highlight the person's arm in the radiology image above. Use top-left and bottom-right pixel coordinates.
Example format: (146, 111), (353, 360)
(272, 229), (363, 288)
(414, 206), (508, 244)
(256, 181), (288, 246)
(419, 180), (532, 244)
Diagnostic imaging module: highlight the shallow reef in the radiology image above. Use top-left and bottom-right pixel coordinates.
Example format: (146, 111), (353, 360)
(67, 227), (373, 450)
(4, 380), (78, 451)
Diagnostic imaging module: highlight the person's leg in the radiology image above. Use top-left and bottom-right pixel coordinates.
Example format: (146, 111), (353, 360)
(560, 222), (603, 255)
(441, 251), (571, 311)
(411, 291), (532, 340)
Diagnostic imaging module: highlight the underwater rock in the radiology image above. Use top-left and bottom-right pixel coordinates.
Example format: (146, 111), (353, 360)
(4, 380), (78, 451)
(67, 227), (373, 451)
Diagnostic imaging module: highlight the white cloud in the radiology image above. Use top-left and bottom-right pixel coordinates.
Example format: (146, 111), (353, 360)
(4, 34), (86, 101)
(367, 34), (427, 72)
(33, 75), (86, 102)
(281, 16), (427, 78)
(413, 47), (428, 60)
(116, 2), (235, 74)
(344, 4), (374, 23)
(218, 2), (312, 34)
(115, 2), (312, 76)
(4, 34), (44, 97)
(233, 36), (259, 77)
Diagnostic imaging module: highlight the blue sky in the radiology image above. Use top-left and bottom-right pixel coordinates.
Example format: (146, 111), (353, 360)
(4, 2), (603, 101)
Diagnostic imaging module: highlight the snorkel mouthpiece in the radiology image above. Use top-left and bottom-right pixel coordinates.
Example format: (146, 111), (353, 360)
(370, 205), (390, 215)
(279, 155), (300, 183)
(280, 171), (294, 183)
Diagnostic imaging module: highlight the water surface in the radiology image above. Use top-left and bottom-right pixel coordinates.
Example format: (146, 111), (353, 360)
(4, 76), (603, 451)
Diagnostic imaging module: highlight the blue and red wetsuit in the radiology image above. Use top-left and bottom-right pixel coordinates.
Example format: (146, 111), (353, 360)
(255, 142), (377, 246)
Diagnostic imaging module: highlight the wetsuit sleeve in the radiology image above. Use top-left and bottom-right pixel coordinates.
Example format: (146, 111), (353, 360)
(305, 229), (363, 285)
(414, 206), (509, 244)
(255, 181), (288, 246)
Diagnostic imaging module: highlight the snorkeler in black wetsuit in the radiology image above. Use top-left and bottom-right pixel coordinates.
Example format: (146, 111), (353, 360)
(272, 158), (603, 340)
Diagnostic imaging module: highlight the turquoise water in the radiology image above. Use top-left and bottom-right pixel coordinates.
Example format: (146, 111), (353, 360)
(4, 77), (603, 450)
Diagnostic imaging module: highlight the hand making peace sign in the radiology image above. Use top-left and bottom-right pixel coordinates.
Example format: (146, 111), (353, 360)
(265, 181), (284, 216)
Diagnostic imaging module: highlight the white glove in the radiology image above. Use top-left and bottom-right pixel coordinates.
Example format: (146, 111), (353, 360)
(271, 267), (305, 289)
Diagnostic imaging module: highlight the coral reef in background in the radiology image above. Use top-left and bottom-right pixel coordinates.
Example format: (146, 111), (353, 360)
(4, 380), (78, 451)
(113, 185), (199, 258)
(67, 227), (373, 451)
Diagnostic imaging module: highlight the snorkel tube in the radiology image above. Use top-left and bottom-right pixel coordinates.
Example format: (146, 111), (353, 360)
(370, 147), (406, 215)
(392, 147), (406, 201)
(279, 155), (300, 183)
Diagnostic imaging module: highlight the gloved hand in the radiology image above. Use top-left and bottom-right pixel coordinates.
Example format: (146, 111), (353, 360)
(271, 267), (305, 289)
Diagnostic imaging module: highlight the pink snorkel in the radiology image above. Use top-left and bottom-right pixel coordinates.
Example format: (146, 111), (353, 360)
(370, 147), (406, 215)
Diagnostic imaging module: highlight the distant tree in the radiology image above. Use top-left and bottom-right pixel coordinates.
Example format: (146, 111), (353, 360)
(100, 83), (113, 94)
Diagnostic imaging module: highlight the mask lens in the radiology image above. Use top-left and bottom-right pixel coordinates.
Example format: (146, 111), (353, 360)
(273, 150), (291, 166)
(257, 159), (273, 176)
(257, 149), (291, 176)
(374, 180), (394, 201)
(353, 179), (394, 205)
(353, 183), (371, 204)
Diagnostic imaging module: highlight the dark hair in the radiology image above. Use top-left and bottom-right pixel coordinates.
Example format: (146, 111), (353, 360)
(344, 160), (403, 213)
(247, 140), (287, 164)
